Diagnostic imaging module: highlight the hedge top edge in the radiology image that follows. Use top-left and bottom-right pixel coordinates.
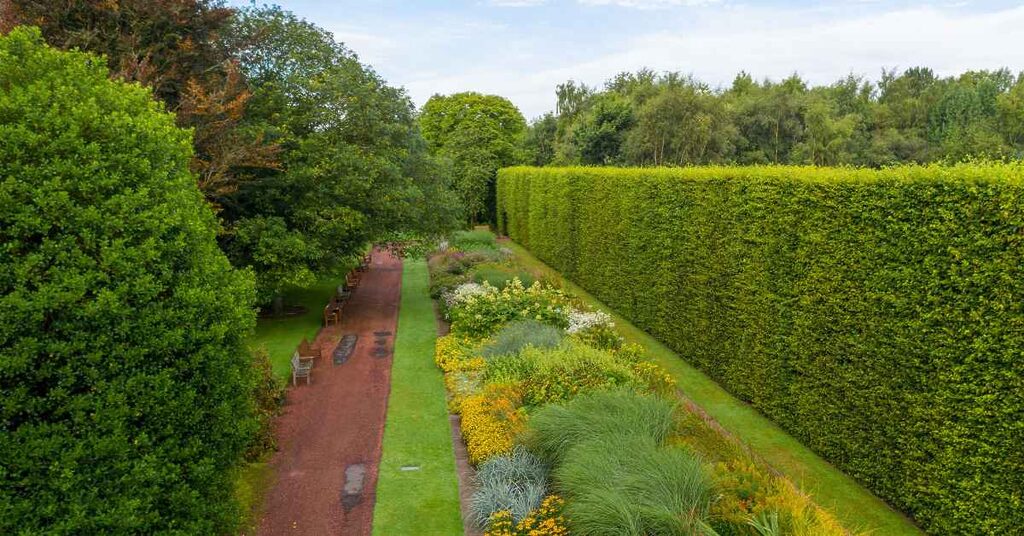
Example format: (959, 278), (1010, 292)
(499, 163), (1024, 184)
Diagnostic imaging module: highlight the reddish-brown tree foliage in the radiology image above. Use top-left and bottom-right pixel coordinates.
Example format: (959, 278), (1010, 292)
(3, 0), (278, 198)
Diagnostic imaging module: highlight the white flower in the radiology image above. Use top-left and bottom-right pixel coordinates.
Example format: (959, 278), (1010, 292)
(443, 282), (494, 308)
(566, 308), (614, 334)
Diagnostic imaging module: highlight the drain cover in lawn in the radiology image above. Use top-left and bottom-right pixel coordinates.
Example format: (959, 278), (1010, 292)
(333, 335), (358, 365)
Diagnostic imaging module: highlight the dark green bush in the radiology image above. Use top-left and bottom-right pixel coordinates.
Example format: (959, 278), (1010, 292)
(498, 164), (1024, 535)
(0, 28), (257, 534)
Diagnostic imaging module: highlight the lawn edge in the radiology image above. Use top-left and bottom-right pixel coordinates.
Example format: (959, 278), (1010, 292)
(371, 257), (463, 535)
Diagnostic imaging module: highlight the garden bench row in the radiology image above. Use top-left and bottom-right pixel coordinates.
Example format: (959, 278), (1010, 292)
(291, 252), (372, 386)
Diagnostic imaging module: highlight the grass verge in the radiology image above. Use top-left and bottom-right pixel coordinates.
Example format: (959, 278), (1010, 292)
(235, 274), (343, 532)
(234, 456), (273, 535)
(503, 239), (921, 536)
(372, 258), (463, 535)
(249, 276), (341, 380)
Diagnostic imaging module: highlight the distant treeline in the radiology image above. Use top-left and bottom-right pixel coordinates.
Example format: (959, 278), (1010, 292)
(524, 68), (1024, 167)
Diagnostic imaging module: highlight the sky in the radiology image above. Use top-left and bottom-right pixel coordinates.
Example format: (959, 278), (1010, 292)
(228, 1), (1024, 119)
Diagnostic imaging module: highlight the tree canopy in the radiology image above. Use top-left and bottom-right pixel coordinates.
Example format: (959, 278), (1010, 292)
(4, 2), (463, 310)
(420, 92), (526, 223)
(526, 67), (1024, 167)
(221, 6), (461, 308)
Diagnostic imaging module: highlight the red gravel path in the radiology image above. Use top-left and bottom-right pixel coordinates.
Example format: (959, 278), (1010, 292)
(256, 249), (402, 536)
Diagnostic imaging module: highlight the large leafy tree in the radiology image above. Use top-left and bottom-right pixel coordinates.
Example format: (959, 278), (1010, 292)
(0, 28), (257, 533)
(624, 81), (734, 165)
(420, 92), (526, 223)
(523, 113), (558, 166)
(223, 6), (460, 310)
(1, 0), (279, 202)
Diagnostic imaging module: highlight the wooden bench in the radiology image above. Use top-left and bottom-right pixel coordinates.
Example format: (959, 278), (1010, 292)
(291, 352), (313, 386)
(297, 337), (318, 361)
(323, 297), (343, 326)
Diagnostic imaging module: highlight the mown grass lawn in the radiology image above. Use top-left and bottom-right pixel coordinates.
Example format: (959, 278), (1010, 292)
(503, 239), (922, 536)
(249, 276), (341, 380)
(372, 258), (463, 535)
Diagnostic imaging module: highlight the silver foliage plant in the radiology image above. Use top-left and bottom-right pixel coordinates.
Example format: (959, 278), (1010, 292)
(468, 446), (549, 529)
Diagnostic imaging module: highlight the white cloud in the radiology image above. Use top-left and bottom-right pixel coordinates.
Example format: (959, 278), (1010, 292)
(397, 4), (1024, 118)
(487, 0), (548, 6)
(578, 0), (720, 8)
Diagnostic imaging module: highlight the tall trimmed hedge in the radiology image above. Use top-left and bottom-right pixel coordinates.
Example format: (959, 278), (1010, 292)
(0, 28), (257, 533)
(497, 165), (1024, 535)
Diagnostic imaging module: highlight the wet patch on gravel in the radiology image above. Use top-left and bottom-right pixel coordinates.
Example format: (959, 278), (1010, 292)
(372, 330), (392, 359)
(333, 334), (358, 365)
(341, 463), (366, 511)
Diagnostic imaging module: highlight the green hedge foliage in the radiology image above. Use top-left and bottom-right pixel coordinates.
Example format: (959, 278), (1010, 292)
(0, 28), (258, 533)
(497, 164), (1024, 535)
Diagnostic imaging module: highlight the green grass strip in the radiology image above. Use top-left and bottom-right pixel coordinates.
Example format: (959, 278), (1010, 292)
(249, 277), (341, 380)
(372, 258), (463, 535)
(504, 240), (922, 536)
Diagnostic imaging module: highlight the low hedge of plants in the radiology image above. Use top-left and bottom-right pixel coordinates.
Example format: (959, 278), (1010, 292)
(497, 165), (1024, 535)
(430, 232), (849, 536)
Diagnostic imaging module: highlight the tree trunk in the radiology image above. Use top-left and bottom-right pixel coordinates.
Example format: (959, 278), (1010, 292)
(272, 294), (284, 317)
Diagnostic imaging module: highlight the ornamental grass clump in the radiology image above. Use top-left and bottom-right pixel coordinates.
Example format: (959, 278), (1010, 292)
(482, 320), (565, 359)
(524, 389), (676, 465)
(470, 447), (550, 529)
(555, 435), (715, 536)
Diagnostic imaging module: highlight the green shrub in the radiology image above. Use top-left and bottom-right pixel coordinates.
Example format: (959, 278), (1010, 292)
(483, 353), (538, 384)
(452, 228), (498, 250)
(429, 250), (471, 276)
(498, 164), (1024, 534)
(247, 347), (286, 461)
(555, 435), (714, 536)
(519, 343), (638, 405)
(481, 320), (564, 359)
(448, 279), (570, 338)
(0, 28), (257, 534)
(429, 270), (471, 299)
(469, 447), (549, 529)
(524, 389), (676, 466)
